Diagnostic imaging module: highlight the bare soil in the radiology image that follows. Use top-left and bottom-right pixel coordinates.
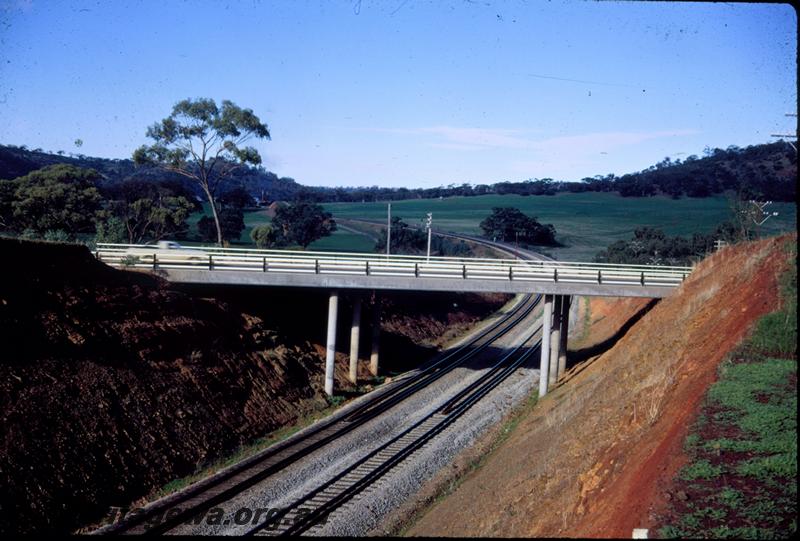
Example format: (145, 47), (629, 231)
(406, 235), (791, 538)
(0, 238), (507, 534)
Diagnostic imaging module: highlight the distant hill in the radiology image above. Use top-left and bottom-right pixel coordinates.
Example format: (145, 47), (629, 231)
(605, 142), (797, 201)
(0, 144), (304, 201)
(1, 140), (795, 202)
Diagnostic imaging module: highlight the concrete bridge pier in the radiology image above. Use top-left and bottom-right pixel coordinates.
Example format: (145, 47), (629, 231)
(548, 295), (562, 386)
(369, 293), (381, 377)
(538, 294), (553, 397)
(349, 296), (362, 385)
(325, 290), (339, 396)
(557, 296), (571, 379)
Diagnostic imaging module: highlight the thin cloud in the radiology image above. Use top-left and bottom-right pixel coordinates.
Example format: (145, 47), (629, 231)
(419, 126), (535, 150)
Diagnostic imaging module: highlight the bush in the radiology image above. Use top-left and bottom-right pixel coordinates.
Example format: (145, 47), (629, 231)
(95, 216), (128, 244)
(42, 229), (71, 242)
(198, 208), (245, 243)
(250, 224), (283, 248)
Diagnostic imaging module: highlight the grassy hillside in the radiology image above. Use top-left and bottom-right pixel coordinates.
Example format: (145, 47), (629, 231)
(656, 240), (796, 538)
(323, 193), (796, 261)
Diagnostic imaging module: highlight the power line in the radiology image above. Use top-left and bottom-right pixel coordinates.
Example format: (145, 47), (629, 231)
(771, 112), (797, 152)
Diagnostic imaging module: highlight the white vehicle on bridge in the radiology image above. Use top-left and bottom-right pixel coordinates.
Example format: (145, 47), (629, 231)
(123, 241), (206, 264)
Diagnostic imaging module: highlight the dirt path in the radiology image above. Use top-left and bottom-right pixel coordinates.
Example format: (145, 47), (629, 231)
(405, 235), (790, 538)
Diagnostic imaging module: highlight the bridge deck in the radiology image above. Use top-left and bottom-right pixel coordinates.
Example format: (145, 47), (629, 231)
(95, 244), (693, 298)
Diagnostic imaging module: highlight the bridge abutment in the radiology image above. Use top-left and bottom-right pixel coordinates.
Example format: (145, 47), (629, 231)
(325, 290), (339, 396)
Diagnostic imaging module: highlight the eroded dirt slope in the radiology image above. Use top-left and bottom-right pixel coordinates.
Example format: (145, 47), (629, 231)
(407, 234), (792, 538)
(0, 238), (507, 534)
(0, 239), (331, 534)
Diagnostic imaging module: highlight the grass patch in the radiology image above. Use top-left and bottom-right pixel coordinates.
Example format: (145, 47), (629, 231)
(679, 459), (723, 481)
(658, 240), (797, 539)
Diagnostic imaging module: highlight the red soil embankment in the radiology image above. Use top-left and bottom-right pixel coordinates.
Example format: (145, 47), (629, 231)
(0, 238), (507, 535)
(407, 234), (792, 538)
(0, 239), (330, 534)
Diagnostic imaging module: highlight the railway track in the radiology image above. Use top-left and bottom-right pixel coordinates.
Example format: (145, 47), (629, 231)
(95, 238), (542, 536)
(249, 328), (543, 536)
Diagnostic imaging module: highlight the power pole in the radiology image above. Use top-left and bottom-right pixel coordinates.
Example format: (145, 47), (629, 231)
(771, 112), (798, 153)
(425, 212), (433, 262)
(386, 202), (391, 256)
(748, 200), (779, 238)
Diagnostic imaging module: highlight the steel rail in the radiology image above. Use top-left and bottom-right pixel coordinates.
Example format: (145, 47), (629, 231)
(248, 330), (543, 536)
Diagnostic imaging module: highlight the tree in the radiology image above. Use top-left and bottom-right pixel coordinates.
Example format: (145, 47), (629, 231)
(95, 215), (128, 243)
(10, 164), (102, 237)
(250, 223), (282, 248)
(133, 98), (270, 245)
(103, 179), (196, 243)
(271, 201), (336, 248)
(0, 179), (16, 229)
(198, 208), (244, 243)
(375, 216), (426, 254)
(196, 184), (250, 243)
(218, 185), (254, 209)
(479, 207), (558, 246)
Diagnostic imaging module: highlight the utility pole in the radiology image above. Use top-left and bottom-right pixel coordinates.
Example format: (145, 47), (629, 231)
(748, 200), (779, 238)
(771, 112), (797, 153)
(386, 202), (391, 256)
(425, 212), (433, 262)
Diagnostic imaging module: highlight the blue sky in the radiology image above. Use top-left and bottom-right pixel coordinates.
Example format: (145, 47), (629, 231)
(0, 0), (796, 188)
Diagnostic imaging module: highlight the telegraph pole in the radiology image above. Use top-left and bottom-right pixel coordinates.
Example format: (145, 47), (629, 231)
(771, 112), (797, 153)
(425, 212), (433, 262)
(748, 200), (779, 238)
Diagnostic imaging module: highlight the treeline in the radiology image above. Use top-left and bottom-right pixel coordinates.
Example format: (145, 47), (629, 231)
(0, 163), (266, 244)
(0, 144), (304, 203)
(0, 161), (340, 249)
(287, 142), (797, 203)
(594, 223), (745, 266)
(3, 141), (796, 205)
(0, 164), (199, 243)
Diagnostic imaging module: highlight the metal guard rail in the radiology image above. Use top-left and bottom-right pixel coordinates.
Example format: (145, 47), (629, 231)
(95, 244), (692, 287)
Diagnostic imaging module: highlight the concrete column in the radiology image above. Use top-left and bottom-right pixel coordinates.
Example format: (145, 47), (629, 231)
(349, 297), (362, 385)
(549, 295), (562, 386)
(557, 296), (571, 379)
(325, 291), (339, 396)
(369, 295), (380, 376)
(538, 294), (553, 398)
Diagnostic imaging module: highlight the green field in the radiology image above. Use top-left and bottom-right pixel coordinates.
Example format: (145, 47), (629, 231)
(184, 194), (796, 260)
(323, 193), (797, 261)
(186, 203), (376, 252)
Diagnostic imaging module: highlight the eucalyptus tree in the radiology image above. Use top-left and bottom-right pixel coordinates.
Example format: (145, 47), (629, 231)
(133, 98), (270, 245)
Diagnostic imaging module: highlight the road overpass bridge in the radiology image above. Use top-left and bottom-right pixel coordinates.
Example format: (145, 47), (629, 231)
(95, 244), (690, 298)
(96, 244), (692, 396)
